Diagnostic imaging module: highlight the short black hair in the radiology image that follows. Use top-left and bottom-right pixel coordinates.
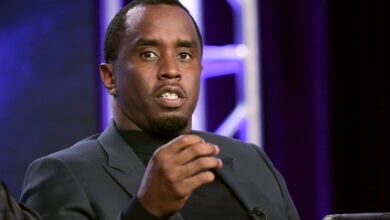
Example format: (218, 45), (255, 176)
(103, 0), (203, 63)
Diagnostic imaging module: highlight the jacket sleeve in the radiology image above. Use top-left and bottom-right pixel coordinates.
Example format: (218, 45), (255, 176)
(117, 196), (164, 220)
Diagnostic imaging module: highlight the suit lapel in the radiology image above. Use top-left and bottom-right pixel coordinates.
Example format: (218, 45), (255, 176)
(98, 122), (145, 197)
(97, 122), (185, 220)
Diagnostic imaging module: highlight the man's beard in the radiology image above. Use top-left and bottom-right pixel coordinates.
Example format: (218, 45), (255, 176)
(147, 116), (188, 138)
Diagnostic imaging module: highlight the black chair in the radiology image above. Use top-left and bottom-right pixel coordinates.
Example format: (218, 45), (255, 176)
(323, 213), (390, 220)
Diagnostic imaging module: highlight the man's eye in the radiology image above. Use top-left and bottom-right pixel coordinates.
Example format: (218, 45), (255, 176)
(141, 51), (158, 60)
(177, 52), (192, 61)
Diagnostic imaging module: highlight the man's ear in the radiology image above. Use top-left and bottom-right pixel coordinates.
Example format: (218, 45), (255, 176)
(100, 63), (117, 96)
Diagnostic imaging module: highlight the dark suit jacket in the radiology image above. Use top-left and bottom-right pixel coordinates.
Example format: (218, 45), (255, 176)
(21, 122), (299, 220)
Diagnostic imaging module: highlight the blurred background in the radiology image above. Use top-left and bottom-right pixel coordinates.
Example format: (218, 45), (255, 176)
(0, 0), (385, 219)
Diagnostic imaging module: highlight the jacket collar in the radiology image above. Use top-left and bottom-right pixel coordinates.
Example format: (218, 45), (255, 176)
(97, 121), (145, 197)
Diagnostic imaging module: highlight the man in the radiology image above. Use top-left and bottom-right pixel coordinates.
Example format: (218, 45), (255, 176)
(21, 0), (300, 219)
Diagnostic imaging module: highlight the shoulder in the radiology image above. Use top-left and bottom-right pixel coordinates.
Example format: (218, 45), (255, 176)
(27, 133), (105, 174)
(22, 133), (109, 199)
(48, 133), (102, 159)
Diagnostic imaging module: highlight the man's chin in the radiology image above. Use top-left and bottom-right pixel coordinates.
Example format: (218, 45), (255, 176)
(147, 116), (189, 138)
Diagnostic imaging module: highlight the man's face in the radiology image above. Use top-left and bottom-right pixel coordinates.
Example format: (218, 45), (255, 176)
(109, 4), (202, 136)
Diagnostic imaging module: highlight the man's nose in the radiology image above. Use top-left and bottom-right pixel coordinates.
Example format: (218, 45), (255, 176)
(158, 56), (181, 80)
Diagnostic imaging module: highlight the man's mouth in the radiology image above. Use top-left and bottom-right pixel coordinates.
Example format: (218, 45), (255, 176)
(156, 90), (185, 108)
(154, 84), (186, 108)
(160, 92), (179, 99)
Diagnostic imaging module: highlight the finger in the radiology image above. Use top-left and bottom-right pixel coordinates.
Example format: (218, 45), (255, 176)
(189, 156), (223, 173)
(182, 170), (217, 192)
(180, 156), (223, 179)
(156, 134), (205, 156)
(175, 142), (220, 165)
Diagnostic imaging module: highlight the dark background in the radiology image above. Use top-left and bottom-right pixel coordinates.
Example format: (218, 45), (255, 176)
(0, 0), (99, 195)
(0, 0), (386, 219)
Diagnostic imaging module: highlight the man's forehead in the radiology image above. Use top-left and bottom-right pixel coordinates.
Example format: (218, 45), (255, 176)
(124, 4), (185, 25)
(124, 5), (147, 29)
(123, 5), (197, 37)
(120, 4), (201, 53)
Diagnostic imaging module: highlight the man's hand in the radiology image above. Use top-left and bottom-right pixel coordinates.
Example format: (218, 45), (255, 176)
(137, 134), (223, 218)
